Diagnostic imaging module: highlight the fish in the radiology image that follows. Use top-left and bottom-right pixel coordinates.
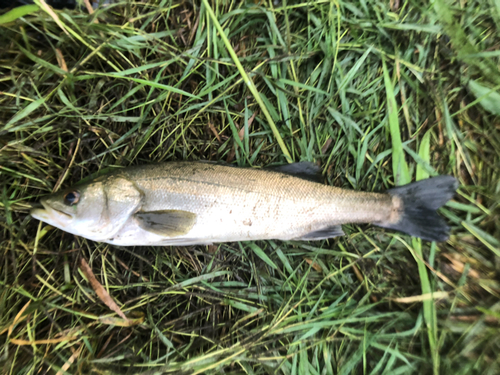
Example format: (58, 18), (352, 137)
(30, 161), (458, 246)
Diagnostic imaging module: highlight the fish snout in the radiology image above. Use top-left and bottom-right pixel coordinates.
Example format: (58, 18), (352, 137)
(30, 200), (73, 227)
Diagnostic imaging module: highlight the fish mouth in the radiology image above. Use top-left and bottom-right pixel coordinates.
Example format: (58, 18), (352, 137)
(30, 200), (73, 226)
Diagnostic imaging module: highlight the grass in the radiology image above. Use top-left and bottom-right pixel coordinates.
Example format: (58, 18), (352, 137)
(1, 0), (499, 373)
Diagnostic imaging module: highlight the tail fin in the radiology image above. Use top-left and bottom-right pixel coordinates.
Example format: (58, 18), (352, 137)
(377, 176), (458, 242)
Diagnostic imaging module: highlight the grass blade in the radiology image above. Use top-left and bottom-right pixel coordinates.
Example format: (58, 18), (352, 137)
(383, 59), (410, 186)
(0, 4), (39, 24)
(411, 129), (439, 375)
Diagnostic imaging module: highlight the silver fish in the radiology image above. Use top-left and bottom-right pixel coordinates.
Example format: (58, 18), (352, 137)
(30, 161), (458, 246)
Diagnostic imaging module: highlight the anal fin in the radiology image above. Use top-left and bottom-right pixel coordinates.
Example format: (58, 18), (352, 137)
(295, 225), (344, 241)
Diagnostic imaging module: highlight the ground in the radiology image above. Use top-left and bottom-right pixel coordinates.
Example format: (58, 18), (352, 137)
(0, 0), (499, 374)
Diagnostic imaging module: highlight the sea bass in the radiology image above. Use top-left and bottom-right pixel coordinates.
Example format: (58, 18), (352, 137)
(30, 161), (458, 246)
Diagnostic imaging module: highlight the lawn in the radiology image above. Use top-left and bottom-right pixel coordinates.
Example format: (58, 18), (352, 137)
(0, 0), (499, 374)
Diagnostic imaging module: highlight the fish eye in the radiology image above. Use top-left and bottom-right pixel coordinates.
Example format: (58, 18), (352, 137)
(64, 191), (80, 206)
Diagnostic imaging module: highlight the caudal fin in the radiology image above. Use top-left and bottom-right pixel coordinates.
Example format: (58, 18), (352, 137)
(377, 176), (458, 242)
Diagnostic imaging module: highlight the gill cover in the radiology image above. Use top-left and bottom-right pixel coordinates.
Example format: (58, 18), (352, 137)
(100, 177), (143, 238)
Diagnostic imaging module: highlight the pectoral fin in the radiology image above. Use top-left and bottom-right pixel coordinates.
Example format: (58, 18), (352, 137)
(295, 225), (344, 241)
(135, 210), (197, 237)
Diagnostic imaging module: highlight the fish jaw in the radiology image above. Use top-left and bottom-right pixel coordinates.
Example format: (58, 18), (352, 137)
(30, 200), (74, 229)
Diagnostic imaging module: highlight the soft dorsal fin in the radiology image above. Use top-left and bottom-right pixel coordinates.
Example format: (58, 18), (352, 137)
(269, 162), (322, 183)
(134, 210), (197, 237)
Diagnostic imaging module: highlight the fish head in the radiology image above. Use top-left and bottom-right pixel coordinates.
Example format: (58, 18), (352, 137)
(31, 176), (142, 241)
(31, 180), (109, 239)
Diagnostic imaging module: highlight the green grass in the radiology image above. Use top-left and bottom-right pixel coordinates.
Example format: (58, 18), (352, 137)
(1, 0), (500, 373)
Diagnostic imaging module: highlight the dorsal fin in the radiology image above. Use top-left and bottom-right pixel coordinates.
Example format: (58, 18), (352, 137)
(269, 162), (322, 183)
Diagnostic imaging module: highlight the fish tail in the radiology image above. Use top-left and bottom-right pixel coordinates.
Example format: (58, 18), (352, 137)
(376, 176), (458, 242)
